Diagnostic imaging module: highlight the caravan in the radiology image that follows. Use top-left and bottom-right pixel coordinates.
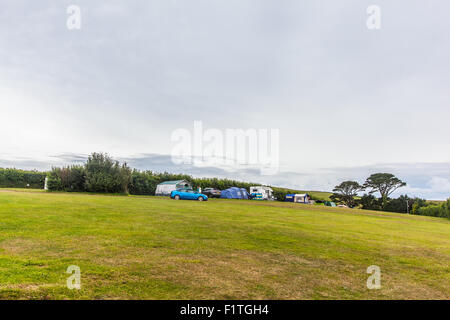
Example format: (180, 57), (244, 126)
(155, 180), (192, 196)
(249, 186), (274, 200)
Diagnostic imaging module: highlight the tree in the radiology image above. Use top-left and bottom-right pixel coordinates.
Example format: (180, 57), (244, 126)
(46, 165), (85, 192)
(330, 181), (363, 207)
(118, 162), (132, 194)
(383, 195), (412, 213)
(363, 173), (406, 208)
(84, 152), (130, 194)
(411, 198), (427, 215)
(358, 194), (382, 210)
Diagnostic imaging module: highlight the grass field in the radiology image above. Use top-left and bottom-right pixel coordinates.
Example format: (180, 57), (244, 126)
(0, 189), (448, 300)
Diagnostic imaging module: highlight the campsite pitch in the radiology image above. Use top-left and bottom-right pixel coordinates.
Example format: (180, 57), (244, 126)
(0, 189), (448, 299)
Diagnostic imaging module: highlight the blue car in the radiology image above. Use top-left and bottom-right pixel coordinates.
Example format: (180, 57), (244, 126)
(170, 189), (208, 201)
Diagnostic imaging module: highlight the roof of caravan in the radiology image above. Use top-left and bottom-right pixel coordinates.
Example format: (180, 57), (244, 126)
(158, 180), (190, 185)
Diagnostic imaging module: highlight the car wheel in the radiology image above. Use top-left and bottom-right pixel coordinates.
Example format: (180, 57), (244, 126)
(174, 195), (180, 200)
(198, 196), (204, 201)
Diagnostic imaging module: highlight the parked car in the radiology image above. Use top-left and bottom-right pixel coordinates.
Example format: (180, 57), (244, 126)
(170, 189), (208, 201)
(202, 188), (221, 198)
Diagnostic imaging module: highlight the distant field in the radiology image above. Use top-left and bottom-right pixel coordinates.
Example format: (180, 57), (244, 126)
(0, 189), (448, 299)
(293, 190), (332, 201)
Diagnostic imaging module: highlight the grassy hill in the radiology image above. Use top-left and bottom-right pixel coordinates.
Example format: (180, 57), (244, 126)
(305, 190), (333, 201)
(0, 189), (448, 299)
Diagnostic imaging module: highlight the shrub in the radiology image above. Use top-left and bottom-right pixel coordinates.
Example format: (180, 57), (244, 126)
(415, 199), (450, 219)
(129, 170), (162, 195)
(383, 195), (412, 213)
(359, 194), (382, 210)
(46, 166), (86, 192)
(84, 153), (131, 194)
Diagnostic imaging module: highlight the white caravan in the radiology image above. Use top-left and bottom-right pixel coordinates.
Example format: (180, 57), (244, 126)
(249, 186), (274, 200)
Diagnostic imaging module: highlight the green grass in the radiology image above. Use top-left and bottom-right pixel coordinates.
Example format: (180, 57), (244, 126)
(0, 189), (448, 300)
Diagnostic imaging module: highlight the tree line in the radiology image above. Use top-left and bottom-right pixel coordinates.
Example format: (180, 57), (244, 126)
(46, 152), (306, 199)
(0, 168), (46, 189)
(331, 174), (449, 219)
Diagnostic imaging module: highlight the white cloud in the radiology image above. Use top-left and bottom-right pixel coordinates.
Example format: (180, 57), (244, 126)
(428, 177), (450, 194)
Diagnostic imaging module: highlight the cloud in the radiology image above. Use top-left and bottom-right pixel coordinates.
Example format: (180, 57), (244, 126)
(428, 177), (450, 193)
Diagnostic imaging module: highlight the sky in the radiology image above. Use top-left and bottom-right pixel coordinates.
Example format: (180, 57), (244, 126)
(0, 0), (449, 199)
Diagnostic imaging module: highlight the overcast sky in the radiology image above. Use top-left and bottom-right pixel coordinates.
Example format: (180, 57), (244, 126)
(1, 0), (449, 199)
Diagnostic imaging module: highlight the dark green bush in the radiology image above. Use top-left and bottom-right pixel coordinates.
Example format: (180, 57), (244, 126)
(383, 195), (413, 213)
(84, 153), (131, 194)
(359, 194), (382, 210)
(47, 165), (86, 192)
(129, 170), (158, 195)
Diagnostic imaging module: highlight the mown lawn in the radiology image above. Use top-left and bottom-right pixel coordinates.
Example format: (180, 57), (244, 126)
(0, 189), (448, 299)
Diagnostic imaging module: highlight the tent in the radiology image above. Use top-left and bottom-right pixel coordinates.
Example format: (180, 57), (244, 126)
(155, 180), (192, 196)
(294, 194), (310, 203)
(285, 194), (296, 202)
(285, 193), (310, 203)
(220, 187), (249, 199)
(324, 201), (337, 207)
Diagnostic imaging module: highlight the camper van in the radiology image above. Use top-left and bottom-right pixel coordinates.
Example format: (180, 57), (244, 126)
(249, 186), (274, 200)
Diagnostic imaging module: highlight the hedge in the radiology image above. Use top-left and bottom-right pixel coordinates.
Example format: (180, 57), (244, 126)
(0, 168), (46, 189)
